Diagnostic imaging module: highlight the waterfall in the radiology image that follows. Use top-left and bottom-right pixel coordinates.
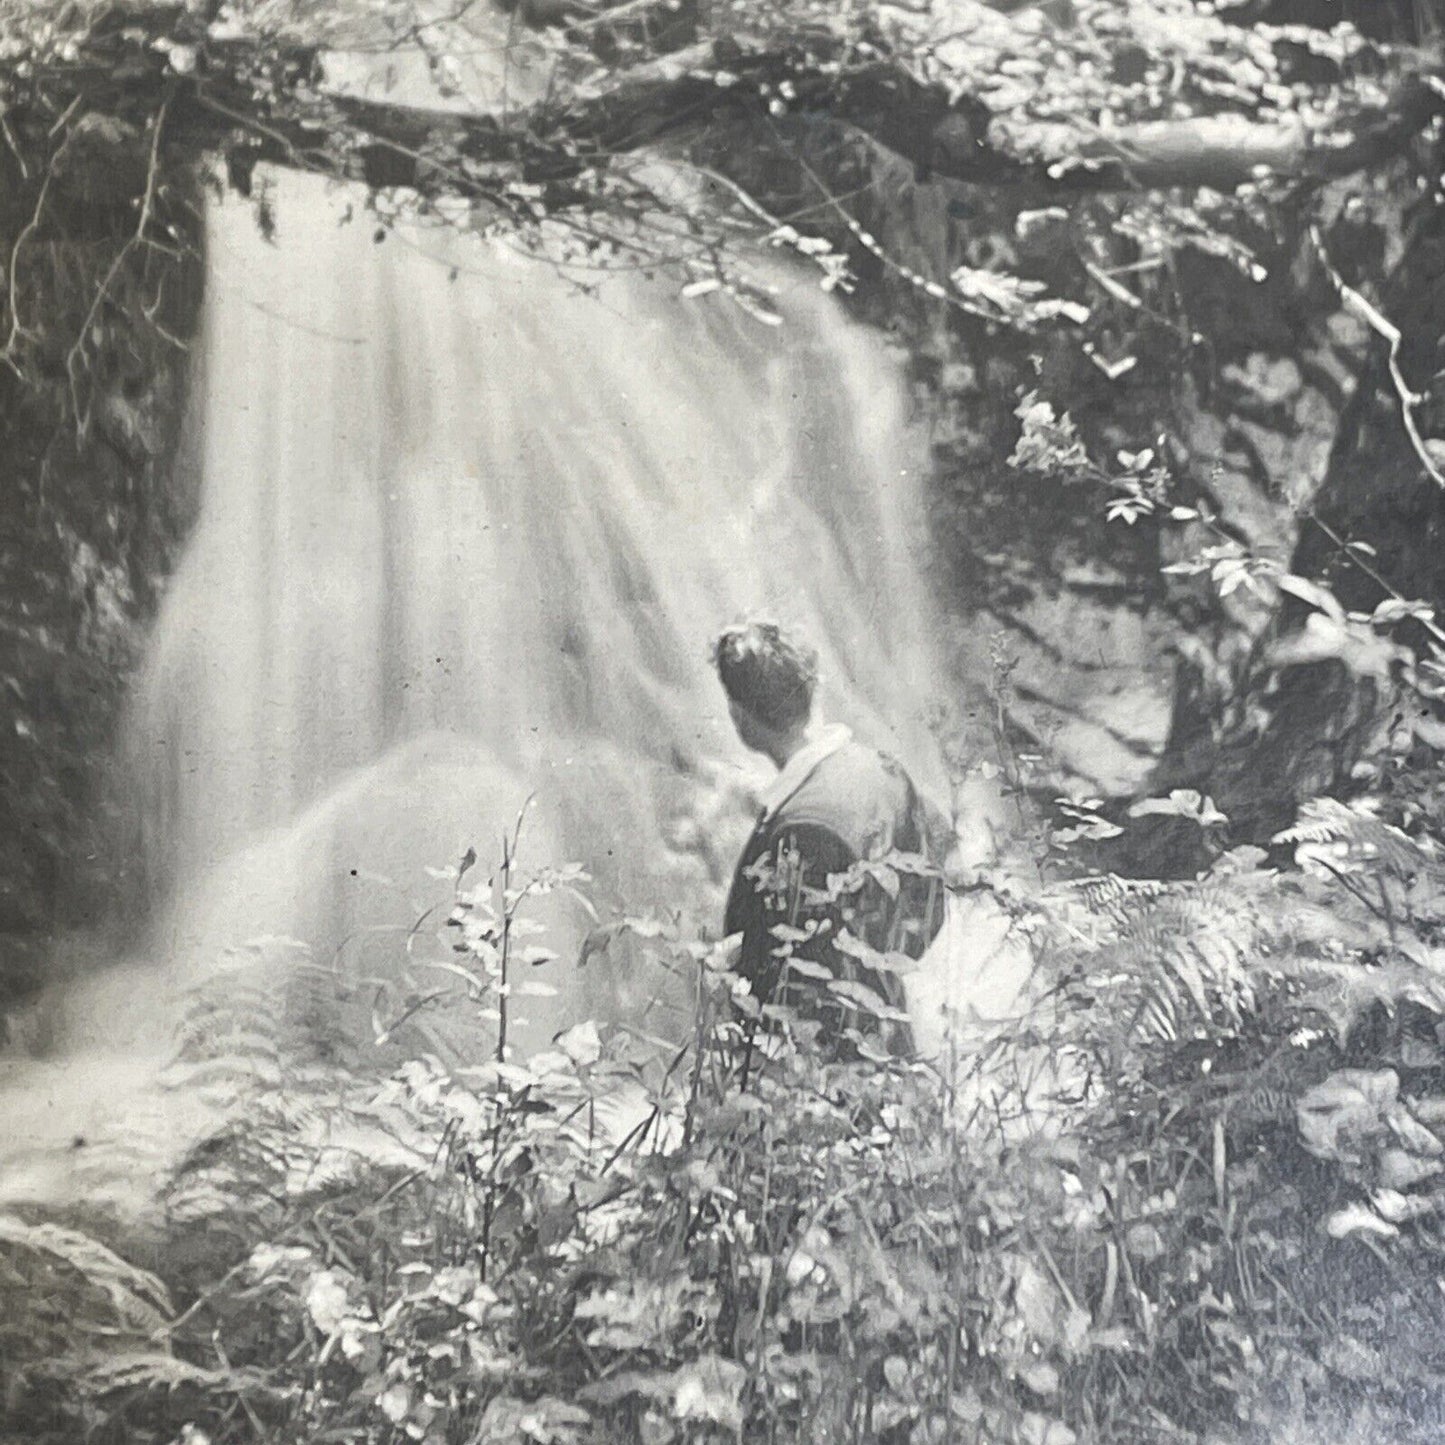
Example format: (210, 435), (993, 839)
(116, 167), (947, 1058)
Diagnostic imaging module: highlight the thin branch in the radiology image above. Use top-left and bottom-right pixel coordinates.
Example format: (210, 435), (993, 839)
(0, 111), (29, 178)
(0, 109), (96, 372)
(778, 135), (988, 319)
(1306, 510), (1445, 651)
(46, 93), (84, 141)
(0, 158), (58, 370)
(1309, 223), (1445, 490)
(64, 98), (171, 433)
(190, 83), (333, 177)
(15, 21), (1444, 209)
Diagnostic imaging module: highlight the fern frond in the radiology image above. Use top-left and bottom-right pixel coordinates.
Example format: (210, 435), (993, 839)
(0, 1216), (172, 1332)
(67, 1349), (270, 1399)
(1065, 874), (1171, 914)
(1275, 798), (1441, 881)
(1052, 868), (1269, 1042)
(1273, 798), (1360, 847)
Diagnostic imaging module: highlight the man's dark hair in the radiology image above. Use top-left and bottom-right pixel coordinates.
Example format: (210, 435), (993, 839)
(712, 621), (819, 731)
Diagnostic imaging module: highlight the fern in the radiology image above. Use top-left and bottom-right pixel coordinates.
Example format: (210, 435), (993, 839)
(65, 1350), (264, 1398)
(0, 1214), (172, 1333)
(1047, 873), (1266, 1042)
(1275, 798), (1441, 881)
(1063, 873), (1171, 915)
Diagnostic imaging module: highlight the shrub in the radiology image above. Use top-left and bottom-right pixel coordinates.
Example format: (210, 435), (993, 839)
(11, 796), (1445, 1444)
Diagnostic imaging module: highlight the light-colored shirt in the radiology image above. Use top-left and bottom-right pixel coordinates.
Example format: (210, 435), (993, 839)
(758, 723), (853, 821)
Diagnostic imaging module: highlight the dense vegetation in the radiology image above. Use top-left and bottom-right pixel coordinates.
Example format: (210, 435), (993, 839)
(6, 0), (1445, 1440)
(13, 779), (1445, 1445)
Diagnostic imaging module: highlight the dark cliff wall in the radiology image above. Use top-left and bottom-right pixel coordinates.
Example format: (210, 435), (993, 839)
(0, 140), (203, 1007)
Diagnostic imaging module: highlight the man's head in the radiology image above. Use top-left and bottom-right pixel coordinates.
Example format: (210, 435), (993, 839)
(712, 621), (819, 762)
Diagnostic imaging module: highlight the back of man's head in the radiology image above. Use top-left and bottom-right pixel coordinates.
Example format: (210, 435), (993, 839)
(712, 621), (819, 732)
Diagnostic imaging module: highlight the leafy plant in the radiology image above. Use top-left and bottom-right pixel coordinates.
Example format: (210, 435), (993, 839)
(9, 789), (1445, 1444)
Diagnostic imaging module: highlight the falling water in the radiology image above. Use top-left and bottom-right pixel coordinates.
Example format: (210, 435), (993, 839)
(135, 170), (946, 1040)
(0, 164), (952, 1203)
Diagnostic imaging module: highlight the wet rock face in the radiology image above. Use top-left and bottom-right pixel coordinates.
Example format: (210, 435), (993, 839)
(743, 143), (1382, 819)
(0, 155), (203, 1010)
(1140, 334), (1393, 847)
(926, 310), (1367, 813)
(1170, 203), (1445, 837)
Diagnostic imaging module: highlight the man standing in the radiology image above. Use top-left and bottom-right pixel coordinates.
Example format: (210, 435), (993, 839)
(713, 620), (944, 1051)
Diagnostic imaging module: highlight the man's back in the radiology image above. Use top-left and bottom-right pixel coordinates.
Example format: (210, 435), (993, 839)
(709, 621), (945, 1051)
(724, 733), (943, 1040)
(777, 740), (917, 861)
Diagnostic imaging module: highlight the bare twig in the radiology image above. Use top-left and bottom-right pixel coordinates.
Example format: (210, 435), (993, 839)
(0, 162), (57, 371)
(1306, 510), (1445, 651)
(1310, 223), (1445, 490)
(0, 111), (28, 179)
(0, 114), (91, 372)
(64, 100), (170, 432)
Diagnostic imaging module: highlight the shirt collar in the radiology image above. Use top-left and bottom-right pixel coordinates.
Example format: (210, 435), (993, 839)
(759, 723), (852, 820)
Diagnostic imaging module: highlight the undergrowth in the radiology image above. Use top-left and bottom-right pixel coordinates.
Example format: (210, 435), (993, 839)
(9, 783), (1445, 1445)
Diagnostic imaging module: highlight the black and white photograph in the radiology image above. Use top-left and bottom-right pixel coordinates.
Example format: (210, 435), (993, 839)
(2, 2), (1444, 1442)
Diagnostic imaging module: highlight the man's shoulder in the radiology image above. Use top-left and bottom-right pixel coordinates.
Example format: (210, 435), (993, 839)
(819, 740), (912, 794)
(777, 740), (914, 851)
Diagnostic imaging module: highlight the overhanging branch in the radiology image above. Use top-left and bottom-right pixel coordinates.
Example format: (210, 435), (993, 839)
(6, 11), (1445, 213)
(210, 44), (1445, 198)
